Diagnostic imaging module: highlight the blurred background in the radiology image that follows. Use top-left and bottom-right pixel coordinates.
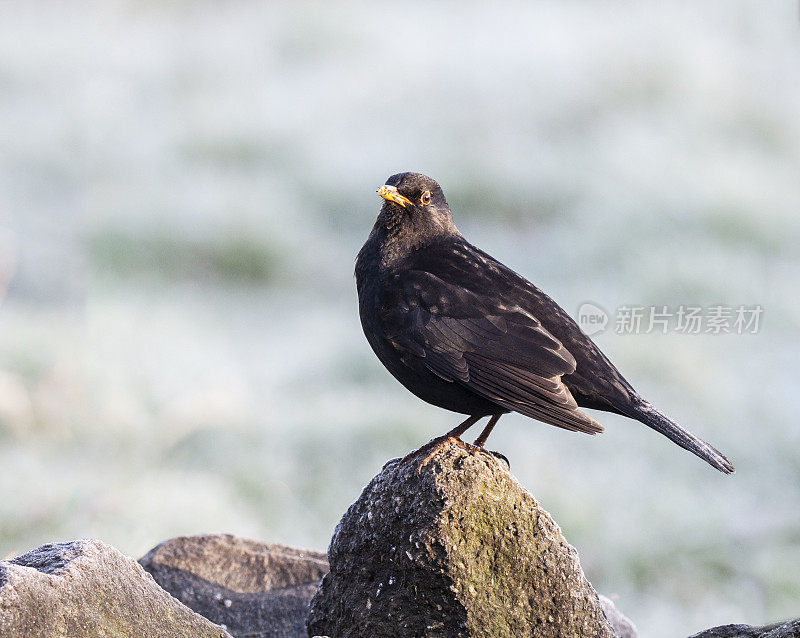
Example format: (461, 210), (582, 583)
(1, 1), (799, 635)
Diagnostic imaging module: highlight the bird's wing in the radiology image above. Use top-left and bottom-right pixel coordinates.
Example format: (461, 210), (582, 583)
(382, 269), (603, 434)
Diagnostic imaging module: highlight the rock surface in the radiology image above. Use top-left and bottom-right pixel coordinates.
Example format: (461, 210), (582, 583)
(0, 539), (231, 638)
(689, 619), (800, 638)
(307, 440), (618, 638)
(140, 533), (328, 638)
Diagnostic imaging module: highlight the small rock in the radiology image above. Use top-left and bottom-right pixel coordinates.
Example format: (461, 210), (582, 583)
(0, 539), (230, 638)
(307, 440), (621, 638)
(689, 619), (800, 638)
(140, 533), (328, 638)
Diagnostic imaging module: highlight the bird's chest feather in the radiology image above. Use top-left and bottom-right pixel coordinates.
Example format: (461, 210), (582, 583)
(357, 269), (403, 346)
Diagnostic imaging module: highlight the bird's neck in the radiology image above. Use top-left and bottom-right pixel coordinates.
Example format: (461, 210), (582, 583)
(370, 225), (458, 272)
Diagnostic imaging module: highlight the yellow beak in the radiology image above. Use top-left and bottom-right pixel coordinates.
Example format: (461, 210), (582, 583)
(377, 184), (413, 208)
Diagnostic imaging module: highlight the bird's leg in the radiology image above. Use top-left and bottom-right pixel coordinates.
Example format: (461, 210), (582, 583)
(443, 414), (483, 439)
(472, 413), (501, 447)
(472, 413), (511, 469)
(413, 414), (481, 471)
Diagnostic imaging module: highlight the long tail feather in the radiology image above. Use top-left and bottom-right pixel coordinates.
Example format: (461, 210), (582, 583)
(625, 399), (735, 474)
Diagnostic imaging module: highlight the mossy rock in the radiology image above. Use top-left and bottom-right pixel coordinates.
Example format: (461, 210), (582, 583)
(307, 440), (615, 638)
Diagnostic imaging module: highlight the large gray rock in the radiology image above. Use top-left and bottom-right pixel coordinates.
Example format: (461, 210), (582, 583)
(689, 619), (800, 638)
(140, 534), (328, 638)
(0, 539), (231, 638)
(307, 440), (620, 638)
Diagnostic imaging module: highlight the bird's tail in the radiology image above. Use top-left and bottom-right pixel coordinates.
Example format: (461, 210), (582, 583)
(623, 399), (735, 474)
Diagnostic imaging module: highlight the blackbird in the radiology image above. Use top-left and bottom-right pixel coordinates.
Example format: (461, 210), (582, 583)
(356, 172), (734, 474)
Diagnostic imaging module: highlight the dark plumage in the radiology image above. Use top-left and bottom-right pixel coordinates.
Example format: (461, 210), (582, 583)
(356, 172), (734, 474)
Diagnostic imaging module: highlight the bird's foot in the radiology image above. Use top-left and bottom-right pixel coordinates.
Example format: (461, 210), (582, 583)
(412, 435), (480, 474)
(467, 439), (511, 469)
(485, 449), (510, 469)
(404, 424), (510, 473)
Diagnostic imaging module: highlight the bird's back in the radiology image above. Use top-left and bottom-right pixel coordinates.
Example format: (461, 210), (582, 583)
(399, 235), (637, 415)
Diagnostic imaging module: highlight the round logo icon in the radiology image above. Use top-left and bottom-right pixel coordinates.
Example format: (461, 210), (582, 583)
(576, 302), (608, 336)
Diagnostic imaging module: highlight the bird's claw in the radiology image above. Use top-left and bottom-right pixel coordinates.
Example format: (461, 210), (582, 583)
(469, 442), (511, 469)
(411, 436), (506, 474)
(416, 436), (465, 473)
(486, 449), (511, 469)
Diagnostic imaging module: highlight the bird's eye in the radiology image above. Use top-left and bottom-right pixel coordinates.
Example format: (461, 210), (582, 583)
(421, 191), (431, 205)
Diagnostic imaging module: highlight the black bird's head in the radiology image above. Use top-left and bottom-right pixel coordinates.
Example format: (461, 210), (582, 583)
(375, 172), (457, 245)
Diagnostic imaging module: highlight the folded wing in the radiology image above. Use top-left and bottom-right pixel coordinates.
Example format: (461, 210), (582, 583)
(382, 270), (603, 435)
